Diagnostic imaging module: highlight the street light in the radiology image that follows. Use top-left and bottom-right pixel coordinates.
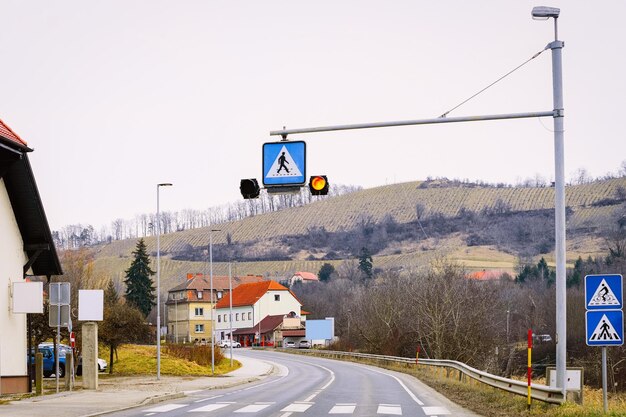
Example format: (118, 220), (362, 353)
(209, 228), (220, 375)
(156, 182), (172, 380)
(532, 5), (566, 397)
(228, 262), (233, 367)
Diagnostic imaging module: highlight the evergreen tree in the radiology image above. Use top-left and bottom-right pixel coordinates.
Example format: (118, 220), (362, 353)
(358, 247), (373, 280)
(105, 279), (119, 306)
(318, 263), (336, 282)
(123, 238), (156, 316)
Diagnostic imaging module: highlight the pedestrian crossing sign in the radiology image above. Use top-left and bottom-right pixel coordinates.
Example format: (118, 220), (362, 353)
(586, 310), (624, 346)
(585, 274), (623, 310)
(262, 141), (306, 187)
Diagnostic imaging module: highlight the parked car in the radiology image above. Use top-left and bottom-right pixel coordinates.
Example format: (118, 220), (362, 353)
(76, 355), (108, 375)
(285, 341), (296, 348)
(33, 343), (107, 377)
(31, 344), (68, 378)
(219, 340), (241, 348)
(299, 340), (311, 349)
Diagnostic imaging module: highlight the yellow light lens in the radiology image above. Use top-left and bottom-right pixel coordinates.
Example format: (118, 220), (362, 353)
(311, 176), (326, 191)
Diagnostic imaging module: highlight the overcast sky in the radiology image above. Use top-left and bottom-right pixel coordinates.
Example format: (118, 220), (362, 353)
(1, 1), (624, 230)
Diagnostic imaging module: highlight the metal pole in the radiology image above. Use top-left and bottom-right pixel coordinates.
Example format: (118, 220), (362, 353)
(229, 262), (233, 367)
(602, 346), (608, 413)
(209, 230), (214, 375)
(156, 183), (171, 380)
(156, 185), (161, 380)
(547, 19), (567, 397)
(175, 297), (178, 344)
(269, 111), (554, 137)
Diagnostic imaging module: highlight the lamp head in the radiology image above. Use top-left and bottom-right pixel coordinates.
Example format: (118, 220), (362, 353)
(158, 183), (173, 187)
(532, 6), (560, 20)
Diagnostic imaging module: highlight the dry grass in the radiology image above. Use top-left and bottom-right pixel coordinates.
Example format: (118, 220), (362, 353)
(101, 344), (240, 376)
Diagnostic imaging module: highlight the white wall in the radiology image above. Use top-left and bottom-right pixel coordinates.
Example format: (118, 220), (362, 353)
(0, 179), (28, 379)
(214, 290), (301, 340)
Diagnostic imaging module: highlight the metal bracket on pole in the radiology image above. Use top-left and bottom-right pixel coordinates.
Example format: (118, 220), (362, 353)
(270, 111), (554, 137)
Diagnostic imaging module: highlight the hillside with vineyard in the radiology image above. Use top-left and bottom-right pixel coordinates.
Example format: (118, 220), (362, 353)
(87, 177), (626, 291)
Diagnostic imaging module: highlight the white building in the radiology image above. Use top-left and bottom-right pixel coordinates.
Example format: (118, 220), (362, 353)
(214, 280), (304, 346)
(0, 119), (62, 394)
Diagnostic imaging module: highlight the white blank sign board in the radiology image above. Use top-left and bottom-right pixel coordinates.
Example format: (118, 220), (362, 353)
(12, 281), (43, 313)
(78, 290), (104, 321)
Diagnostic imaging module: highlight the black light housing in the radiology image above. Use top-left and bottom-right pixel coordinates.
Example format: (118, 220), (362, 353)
(240, 178), (260, 199)
(309, 175), (329, 196)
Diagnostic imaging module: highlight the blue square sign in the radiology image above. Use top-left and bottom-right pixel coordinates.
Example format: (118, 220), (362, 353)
(585, 274), (623, 310)
(262, 141), (306, 187)
(586, 310), (623, 346)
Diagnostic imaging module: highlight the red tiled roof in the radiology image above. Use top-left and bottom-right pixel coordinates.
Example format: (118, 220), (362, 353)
(169, 274), (264, 293)
(294, 271), (318, 281)
(0, 118), (28, 147)
(232, 315), (285, 335)
(282, 329), (305, 337)
(215, 280), (291, 309)
(467, 270), (506, 281)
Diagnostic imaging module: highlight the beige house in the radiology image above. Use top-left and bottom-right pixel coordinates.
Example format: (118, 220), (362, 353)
(165, 273), (263, 343)
(0, 119), (62, 394)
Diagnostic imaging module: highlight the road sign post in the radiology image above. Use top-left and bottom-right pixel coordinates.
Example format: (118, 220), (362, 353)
(584, 274), (623, 412)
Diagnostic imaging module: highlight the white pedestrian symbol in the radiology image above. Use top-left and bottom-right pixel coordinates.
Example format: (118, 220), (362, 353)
(589, 279), (620, 307)
(590, 314), (621, 342)
(266, 146), (302, 178)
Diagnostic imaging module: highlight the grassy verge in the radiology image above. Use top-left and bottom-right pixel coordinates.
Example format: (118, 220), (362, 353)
(276, 349), (626, 417)
(100, 344), (241, 376)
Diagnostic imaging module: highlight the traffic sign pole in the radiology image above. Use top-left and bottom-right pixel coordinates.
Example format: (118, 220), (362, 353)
(602, 347), (608, 413)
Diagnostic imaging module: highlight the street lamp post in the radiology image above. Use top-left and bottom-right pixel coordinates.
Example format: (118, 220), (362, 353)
(156, 182), (172, 380)
(209, 228), (220, 375)
(228, 262), (233, 367)
(532, 6), (566, 397)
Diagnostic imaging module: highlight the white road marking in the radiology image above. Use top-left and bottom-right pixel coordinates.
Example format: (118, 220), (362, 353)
(144, 404), (188, 412)
(302, 391), (320, 402)
(189, 402), (235, 412)
(145, 414), (156, 416)
(234, 402), (275, 413)
(194, 394), (223, 403)
(377, 404), (402, 415)
(329, 403), (356, 414)
(279, 413), (293, 417)
(422, 406), (450, 415)
(364, 367), (424, 406)
(281, 402), (314, 412)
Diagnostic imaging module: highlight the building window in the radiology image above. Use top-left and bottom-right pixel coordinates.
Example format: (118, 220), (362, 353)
(248, 312), (252, 320)
(195, 324), (204, 333)
(217, 291), (223, 299)
(195, 307), (204, 316)
(236, 313), (239, 321)
(274, 294), (280, 301)
(218, 315), (221, 323)
(197, 291), (203, 299)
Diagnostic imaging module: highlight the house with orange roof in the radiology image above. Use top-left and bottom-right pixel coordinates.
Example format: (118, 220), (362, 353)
(165, 273), (263, 344)
(214, 280), (304, 346)
(289, 271), (319, 286)
(0, 118), (62, 393)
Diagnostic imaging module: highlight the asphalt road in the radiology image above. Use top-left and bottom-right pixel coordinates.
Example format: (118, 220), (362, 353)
(107, 349), (478, 417)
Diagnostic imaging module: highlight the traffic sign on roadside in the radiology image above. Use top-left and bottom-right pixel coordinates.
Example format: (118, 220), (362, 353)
(585, 274), (623, 310)
(262, 141), (306, 187)
(586, 310), (624, 346)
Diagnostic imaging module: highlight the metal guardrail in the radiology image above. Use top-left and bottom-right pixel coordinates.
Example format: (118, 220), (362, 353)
(289, 349), (565, 404)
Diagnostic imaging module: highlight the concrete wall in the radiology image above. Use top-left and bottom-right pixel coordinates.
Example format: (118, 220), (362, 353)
(0, 179), (29, 393)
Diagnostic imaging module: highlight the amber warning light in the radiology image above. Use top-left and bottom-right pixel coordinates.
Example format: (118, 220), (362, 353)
(309, 175), (329, 196)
